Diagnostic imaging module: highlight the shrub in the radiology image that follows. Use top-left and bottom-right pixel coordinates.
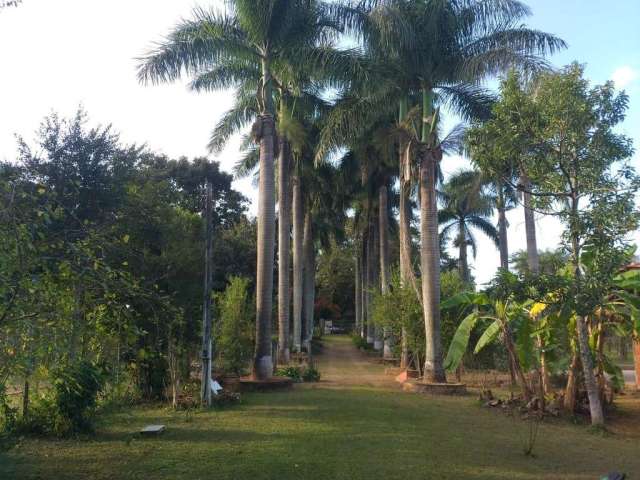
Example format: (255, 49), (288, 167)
(99, 369), (142, 411)
(0, 385), (18, 451)
(302, 366), (321, 382)
(275, 366), (321, 383)
(215, 277), (254, 376)
(211, 391), (241, 408)
(51, 360), (104, 434)
(275, 366), (302, 382)
(351, 335), (370, 350)
(17, 361), (105, 437)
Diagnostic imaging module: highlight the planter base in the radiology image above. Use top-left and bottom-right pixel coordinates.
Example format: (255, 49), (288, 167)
(402, 381), (467, 395)
(238, 376), (293, 392)
(394, 369), (420, 383)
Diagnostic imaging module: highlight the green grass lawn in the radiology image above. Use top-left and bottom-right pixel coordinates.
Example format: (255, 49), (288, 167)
(2, 338), (639, 479)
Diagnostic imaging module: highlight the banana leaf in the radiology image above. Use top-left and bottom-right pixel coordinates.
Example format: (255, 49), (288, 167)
(444, 312), (478, 371)
(474, 320), (501, 354)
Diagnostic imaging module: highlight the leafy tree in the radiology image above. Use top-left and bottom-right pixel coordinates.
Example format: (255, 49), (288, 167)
(470, 64), (639, 425)
(215, 277), (254, 376)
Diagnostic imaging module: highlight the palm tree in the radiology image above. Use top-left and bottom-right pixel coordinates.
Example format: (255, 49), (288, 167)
(438, 170), (499, 284)
(345, 0), (565, 382)
(137, 1), (346, 380)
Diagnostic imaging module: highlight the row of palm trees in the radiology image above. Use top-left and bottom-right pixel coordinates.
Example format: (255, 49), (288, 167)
(137, 0), (565, 381)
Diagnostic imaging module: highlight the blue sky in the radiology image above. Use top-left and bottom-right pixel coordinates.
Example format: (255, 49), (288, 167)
(0, 0), (638, 284)
(527, 0), (640, 147)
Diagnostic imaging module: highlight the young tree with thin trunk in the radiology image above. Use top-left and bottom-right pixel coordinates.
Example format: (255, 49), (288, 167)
(200, 180), (214, 405)
(472, 66), (639, 425)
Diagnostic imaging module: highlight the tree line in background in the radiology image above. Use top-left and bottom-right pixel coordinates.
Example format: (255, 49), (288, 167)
(0, 109), (257, 436)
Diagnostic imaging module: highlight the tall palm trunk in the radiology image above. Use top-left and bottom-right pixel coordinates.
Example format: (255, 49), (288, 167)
(302, 209), (315, 353)
(420, 88), (446, 383)
(399, 131), (418, 369)
(457, 222), (469, 283)
(521, 175), (539, 273)
(497, 188), (509, 271)
(398, 179), (412, 368)
(360, 234), (368, 339)
(355, 253), (362, 338)
(366, 221), (375, 345)
(292, 173), (304, 353)
(277, 137), (291, 365)
(379, 183), (393, 358)
(633, 338), (640, 390)
(372, 217), (382, 351)
(253, 112), (276, 379)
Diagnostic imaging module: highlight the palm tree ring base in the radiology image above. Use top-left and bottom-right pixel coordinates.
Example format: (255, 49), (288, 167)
(239, 376), (293, 392)
(402, 381), (467, 395)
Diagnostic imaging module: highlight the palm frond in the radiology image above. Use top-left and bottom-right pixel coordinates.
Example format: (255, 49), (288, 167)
(137, 7), (255, 85)
(208, 90), (258, 153)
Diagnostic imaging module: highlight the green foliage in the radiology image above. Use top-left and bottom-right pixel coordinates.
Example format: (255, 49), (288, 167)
(0, 385), (18, 450)
(274, 365), (320, 383)
(51, 361), (105, 434)
(215, 276), (254, 376)
(444, 312), (479, 371)
(440, 270), (473, 353)
(15, 361), (104, 438)
(275, 366), (302, 383)
(351, 335), (371, 351)
(0, 109), (254, 414)
(316, 244), (355, 324)
(371, 271), (424, 360)
(301, 366), (321, 383)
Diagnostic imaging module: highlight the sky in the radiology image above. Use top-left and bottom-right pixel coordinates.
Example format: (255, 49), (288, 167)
(1, 0), (639, 285)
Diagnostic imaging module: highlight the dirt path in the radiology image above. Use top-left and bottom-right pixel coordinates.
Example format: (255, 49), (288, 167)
(313, 335), (397, 389)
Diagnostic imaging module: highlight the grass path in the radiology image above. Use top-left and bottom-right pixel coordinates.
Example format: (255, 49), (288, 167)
(1, 335), (639, 479)
(312, 334), (396, 388)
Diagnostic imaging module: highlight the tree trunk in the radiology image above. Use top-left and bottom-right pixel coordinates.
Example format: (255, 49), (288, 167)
(372, 217), (382, 351)
(497, 190), (509, 271)
(22, 378), (29, 418)
(564, 350), (580, 412)
(399, 144), (414, 369)
(379, 184), (393, 358)
(503, 323), (532, 401)
(634, 338), (640, 390)
(419, 146), (446, 382)
(457, 223), (469, 283)
(360, 231), (368, 339)
(201, 180), (213, 405)
(292, 174), (304, 353)
(277, 137), (291, 365)
(568, 191), (604, 425)
(302, 209), (314, 354)
(575, 315), (605, 425)
(252, 114), (276, 380)
(420, 86), (446, 383)
(355, 254), (362, 337)
(521, 175), (539, 274)
(366, 222), (375, 345)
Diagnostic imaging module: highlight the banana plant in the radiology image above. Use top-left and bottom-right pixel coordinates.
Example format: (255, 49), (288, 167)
(443, 292), (533, 400)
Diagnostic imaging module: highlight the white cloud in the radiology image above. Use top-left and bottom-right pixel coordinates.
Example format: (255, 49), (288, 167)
(611, 66), (639, 89)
